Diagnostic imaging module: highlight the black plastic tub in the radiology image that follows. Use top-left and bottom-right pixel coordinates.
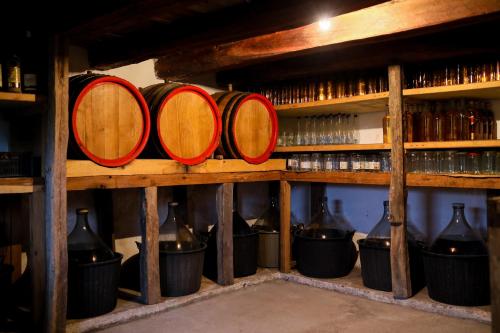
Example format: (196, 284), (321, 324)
(422, 250), (490, 306)
(159, 245), (206, 297)
(67, 253), (123, 319)
(0, 263), (13, 319)
(203, 231), (259, 281)
(295, 231), (357, 278)
(358, 240), (426, 293)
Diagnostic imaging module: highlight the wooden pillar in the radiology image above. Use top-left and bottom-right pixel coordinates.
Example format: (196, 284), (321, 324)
(487, 191), (500, 333)
(388, 64), (412, 299)
(44, 34), (69, 333)
(279, 180), (291, 273)
(216, 183), (234, 285)
(29, 189), (45, 330)
(139, 186), (161, 304)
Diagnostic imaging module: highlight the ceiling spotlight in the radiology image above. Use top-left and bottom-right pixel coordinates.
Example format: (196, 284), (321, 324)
(318, 18), (331, 31)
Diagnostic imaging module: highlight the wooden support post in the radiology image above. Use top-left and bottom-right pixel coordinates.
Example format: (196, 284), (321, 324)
(487, 191), (500, 333)
(139, 186), (161, 304)
(280, 181), (291, 273)
(45, 34), (69, 333)
(30, 190), (45, 330)
(216, 183), (234, 285)
(388, 64), (412, 299)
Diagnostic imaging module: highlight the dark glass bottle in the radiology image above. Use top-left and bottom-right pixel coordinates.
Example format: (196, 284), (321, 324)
(21, 29), (37, 93)
(6, 52), (21, 93)
(159, 202), (201, 252)
(252, 196), (280, 232)
(67, 208), (114, 264)
(430, 203), (488, 255)
(305, 197), (354, 239)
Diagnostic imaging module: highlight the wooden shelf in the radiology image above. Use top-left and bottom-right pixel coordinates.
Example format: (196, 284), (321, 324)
(403, 80), (500, 100)
(275, 92), (388, 117)
(283, 171), (390, 186)
(0, 92), (37, 108)
(404, 140), (500, 150)
(0, 177), (43, 194)
(407, 173), (500, 189)
(274, 143), (390, 153)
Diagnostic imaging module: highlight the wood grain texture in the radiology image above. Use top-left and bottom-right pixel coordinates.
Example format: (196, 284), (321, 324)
(159, 91), (216, 159)
(156, 0), (500, 78)
(139, 186), (161, 305)
(274, 144), (390, 153)
(488, 192), (500, 333)
(29, 190), (45, 329)
(405, 140), (500, 149)
(279, 181), (291, 273)
(0, 177), (43, 194)
(45, 35), (69, 333)
(388, 64), (412, 299)
(404, 80), (500, 100)
(233, 99), (273, 158)
(216, 183), (234, 285)
(75, 82), (143, 160)
(0, 91), (36, 102)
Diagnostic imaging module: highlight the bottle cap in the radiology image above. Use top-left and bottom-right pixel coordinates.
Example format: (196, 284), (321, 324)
(76, 208), (89, 214)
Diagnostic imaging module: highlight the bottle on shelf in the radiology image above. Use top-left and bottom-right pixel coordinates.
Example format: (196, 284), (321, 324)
(432, 102), (445, 141)
(5, 52), (21, 93)
(21, 29), (37, 93)
(383, 109), (391, 144)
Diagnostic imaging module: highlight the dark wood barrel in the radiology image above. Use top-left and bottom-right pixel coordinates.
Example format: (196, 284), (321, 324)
(69, 74), (151, 167)
(141, 83), (222, 165)
(212, 91), (278, 164)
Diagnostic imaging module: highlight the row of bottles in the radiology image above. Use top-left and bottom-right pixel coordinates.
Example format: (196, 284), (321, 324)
(0, 30), (38, 93)
(383, 99), (498, 143)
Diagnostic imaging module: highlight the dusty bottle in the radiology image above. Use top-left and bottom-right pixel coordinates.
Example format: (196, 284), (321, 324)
(67, 208), (115, 264)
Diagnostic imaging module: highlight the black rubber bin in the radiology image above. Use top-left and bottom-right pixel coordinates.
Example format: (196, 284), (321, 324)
(295, 232), (358, 278)
(422, 251), (490, 306)
(203, 231), (259, 281)
(159, 245), (206, 297)
(358, 240), (426, 293)
(67, 253), (122, 319)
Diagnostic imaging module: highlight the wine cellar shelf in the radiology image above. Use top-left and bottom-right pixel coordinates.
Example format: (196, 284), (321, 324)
(0, 177), (43, 194)
(0, 91), (37, 108)
(276, 81), (500, 117)
(274, 144), (390, 153)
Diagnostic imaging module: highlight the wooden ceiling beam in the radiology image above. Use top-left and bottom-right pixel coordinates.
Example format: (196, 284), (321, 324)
(87, 0), (385, 70)
(155, 0), (500, 81)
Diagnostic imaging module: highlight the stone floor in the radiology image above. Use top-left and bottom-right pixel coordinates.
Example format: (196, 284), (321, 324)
(97, 280), (489, 333)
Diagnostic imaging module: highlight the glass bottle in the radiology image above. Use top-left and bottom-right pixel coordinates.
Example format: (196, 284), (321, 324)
(67, 208), (115, 264)
(326, 80), (334, 100)
(421, 102), (434, 142)
(404, 103), (415, 142)
(383, 110), (391, 144)
(305, 197), (354, 239)
(429, 203), (488, 255)
(318, 81), (326, 101)
(252, 197), (280, 232)
(433, 102), (445, 141)
(353, 114), (360, 144)
(457, 100), (470, 140)
(311, 153), (322, 171)
(159, 202), (202, 251)
(6, 52), (21, 93)
(445, 101), (459, 141)
(22, 29), (37, 93)
(332, 200), (355, 237)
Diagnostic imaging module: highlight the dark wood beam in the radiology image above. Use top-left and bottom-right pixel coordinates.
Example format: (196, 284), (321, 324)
(87, 0), (385, 70)
(217, 20), (500, 87)
(156, 0), (500, 81)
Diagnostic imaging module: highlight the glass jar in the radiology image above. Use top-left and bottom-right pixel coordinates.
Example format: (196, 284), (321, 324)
(380, 152), (391, 172)
(440, 150), (455, 174)
(351, 153), (362, 172)
(422, 151), (436, 174)
(481, 151), (496, 174)
(455, 151), (467, 173)
(466, 152), (481, 175)
(324, 154), (334, 171)
(371, 154), (381, 172)
(299, 154), (312, 171)
(407, 151), (420, 173)
(311, 153), (323, 171)
(338, 153), (350, 171)
(287, 154), (300, 171)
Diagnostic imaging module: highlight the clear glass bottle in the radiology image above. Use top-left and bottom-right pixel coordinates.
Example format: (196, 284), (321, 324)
(67, 208), (115, 263)
(481, 151), (496, 174)
(429, 203), (488, 255)
(299, 154), (311, 171)
(311, 153), (322, 171)
(324, 154), (334, 171)
(466, 152), (481, 175)
(433, 102), (445, 141)
(338, 153), (349, 171)
(159, 202), (202, 251)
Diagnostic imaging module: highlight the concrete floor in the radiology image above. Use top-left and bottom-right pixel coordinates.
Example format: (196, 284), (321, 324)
(98, 280), (489, 333)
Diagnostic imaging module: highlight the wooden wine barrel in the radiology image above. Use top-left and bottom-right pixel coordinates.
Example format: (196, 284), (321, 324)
(141, 83), (222, 165)
(69, 74), (151, 167)
(213, 91), (278, 164)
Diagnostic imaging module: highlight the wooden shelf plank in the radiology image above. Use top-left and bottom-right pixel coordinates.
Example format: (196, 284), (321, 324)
(0, 92), (36, 103)
(403, 81), (500, 100)
(283, 171), (391, 186)
(405, 140), (500, 149)
(0, 177), (43, 194)
(67, 159), (286, 178)
(274, 143), (389, 153)
(67, 171), (282, 191)
(275, 92), (388, 117)
(407, 173), (500, 189)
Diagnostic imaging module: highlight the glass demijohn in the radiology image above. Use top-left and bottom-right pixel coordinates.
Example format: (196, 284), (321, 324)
(159, 202), (202, 252)
(252, 197), (280, 232)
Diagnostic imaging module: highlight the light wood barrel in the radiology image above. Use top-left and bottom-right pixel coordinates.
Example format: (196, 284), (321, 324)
(69, 74), (151, 167)
(213, 91), (278, 164)
(141, 83), (222, 165)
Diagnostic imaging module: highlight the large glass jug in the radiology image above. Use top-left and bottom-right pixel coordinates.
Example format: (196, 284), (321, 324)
(304, 197), (354, 239)
(252, 196), (280, 232)
(429, 202), (487, 255)
(159, 202), (202, 252)
(67, 208), (114, 263)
